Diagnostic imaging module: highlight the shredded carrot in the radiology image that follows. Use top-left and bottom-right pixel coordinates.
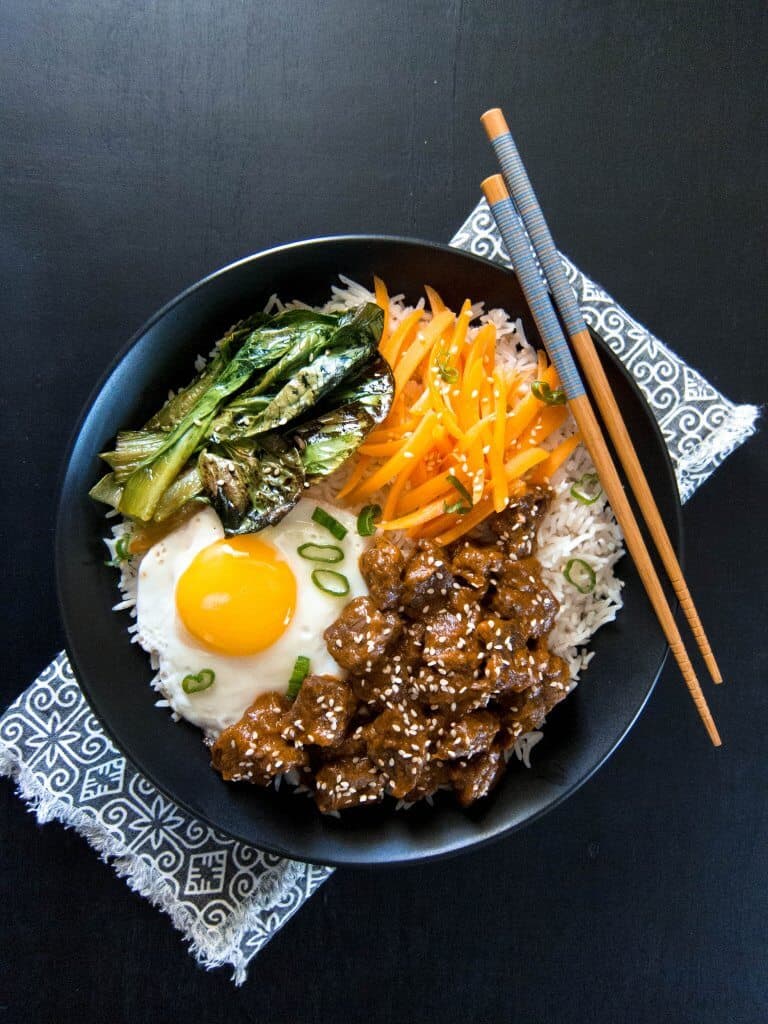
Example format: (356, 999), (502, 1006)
(379, 308), (422, 368)
(516, 404), (569, 450)
(336, 455), (370, 501)
(504, 447), (550, 481)
(379, 495), (452, 532)
(504, 364), (560, 447)
(358, 439), (409, 458)
(348, 411), (438, 501)
(393, 311), (454, 397)
(529, 434), (582, 483)
(334, 281), (581, 536)
(434, 495), (496, 545)
(424, 285), (447, 315)
(395, 473), (456, 516)
(488, 369), (508, 512)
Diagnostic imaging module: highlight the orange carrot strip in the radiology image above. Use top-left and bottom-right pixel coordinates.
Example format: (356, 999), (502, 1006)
(488, 370), (508, 512)
(395, 474), (456, 516)
(424, 285), (446, 314)
(378, 495), (451, 532)
(453, 413), (495, 454)
(504, 446), (550, 482)
(529, 434), (582, 483)
(426, 353), (465, 440)
(504, 364), (560, 447)
(358, 439), (408, 457)
(394, 311), (454, 396)
(350, 411), (438, 500)
(482, 321), (497, 375)
(336, 456), (371, 501)
(374, 276), (390, 342)
(435, 496), (497, 545)
(413, 512), (456, 539)
(450, 301), (473, 355)
(462, 322), (494, 383)
(383, 467), (411, 520)
(364, 423), (417, 444)
(517, 405), (569, 450)
(379, 308), (423, 367)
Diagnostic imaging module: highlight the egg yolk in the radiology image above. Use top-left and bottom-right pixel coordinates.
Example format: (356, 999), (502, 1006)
(176, 535), (296, 655)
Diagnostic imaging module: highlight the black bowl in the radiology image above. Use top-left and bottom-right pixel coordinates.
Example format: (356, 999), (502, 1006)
(56, 236), (680, 867)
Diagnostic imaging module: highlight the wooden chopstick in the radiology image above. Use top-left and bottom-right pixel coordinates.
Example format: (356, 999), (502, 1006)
(481, 174), (721, 746)
(481, 108), (723, 687)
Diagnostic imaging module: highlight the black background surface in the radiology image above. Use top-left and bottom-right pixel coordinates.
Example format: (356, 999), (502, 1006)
(1, 2), (766, 1022)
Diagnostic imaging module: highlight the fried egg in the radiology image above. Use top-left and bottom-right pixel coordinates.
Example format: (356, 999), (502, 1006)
(135, 499), (369, 736)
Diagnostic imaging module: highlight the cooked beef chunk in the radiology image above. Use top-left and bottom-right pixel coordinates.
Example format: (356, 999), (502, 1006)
(413, 667), (495, 712)
(360, 535), (405, 610)
(348, 664), (409, 709)
(315, 726), (369, 762)
(477, 616), (527, 656)
(324, 596), (402, 672)
(281, 675), (356, 747)
(401, 540), (454, 618)
(489, 486), (551, 558)
(314, 756), (386, 812)
(210, 693), (308, 785)
(421, 609), (481, 672)
(450, 541), (505, 590)
(499, 667), (571, 741)
(400, 759), (452, 803)
(486, 644), (552, 693)
(490, 579), (559, 637)
(400, 620), (426, 676)
(450, 745), (506, 806)
(433, 709), (500, 761)
(449, 583), (485, 620)
(362, 704), (432, 798)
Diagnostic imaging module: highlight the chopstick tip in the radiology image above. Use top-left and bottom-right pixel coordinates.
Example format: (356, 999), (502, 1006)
(481, 174), (508, 206)
(480, 107), (509, 140)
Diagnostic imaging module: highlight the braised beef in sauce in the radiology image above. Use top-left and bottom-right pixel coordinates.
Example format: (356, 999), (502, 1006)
(210, 488), (571, 812)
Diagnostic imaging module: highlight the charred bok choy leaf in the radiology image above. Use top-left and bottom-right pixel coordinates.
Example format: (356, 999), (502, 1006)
(198, 436), (304, 534)
(145, 313), (269, 431)
(92, 299), (391, 536)
(117, 309), (340, 521)
(216, 303), (384, 440)
(294, 404), (375, 479)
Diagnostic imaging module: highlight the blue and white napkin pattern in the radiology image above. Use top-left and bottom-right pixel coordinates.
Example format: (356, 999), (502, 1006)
(0, 205), (758, 983)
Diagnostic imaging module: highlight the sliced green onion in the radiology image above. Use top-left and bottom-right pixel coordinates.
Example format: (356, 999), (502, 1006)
(570, 472), (603, 505)
(447, 474), (473, 506)
(311, 568), (350, 596)
(563, 558), (596, 594)
(357, 503), (381, 536)
(182, 669), (215, 694)
(437, 358), (459, 383)
(297, 542), (344, 563)
(311, 505), (348, 540)
(104, 534), (132, 567)
(286, 655), (310, 700)
(531, 380), (566, 406)
(444, 473), (473, 514)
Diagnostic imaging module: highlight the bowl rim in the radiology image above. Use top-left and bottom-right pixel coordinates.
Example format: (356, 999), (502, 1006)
(54, 233), (683, 867)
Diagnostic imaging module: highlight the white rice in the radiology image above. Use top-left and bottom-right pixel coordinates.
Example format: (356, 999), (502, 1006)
(105, 277), (624, 771)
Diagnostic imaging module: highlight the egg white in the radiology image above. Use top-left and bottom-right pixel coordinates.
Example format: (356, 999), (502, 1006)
(135, 499), (369, 737)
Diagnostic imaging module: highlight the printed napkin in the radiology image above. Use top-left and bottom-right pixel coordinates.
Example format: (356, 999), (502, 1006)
(0, 203), (758, 984)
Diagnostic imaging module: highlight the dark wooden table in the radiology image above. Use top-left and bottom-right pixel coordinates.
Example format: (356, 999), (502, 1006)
(2, 3), (766, 1021)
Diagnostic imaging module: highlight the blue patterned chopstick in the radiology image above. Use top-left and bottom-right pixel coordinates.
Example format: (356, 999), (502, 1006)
(480, 176), (585, 400)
